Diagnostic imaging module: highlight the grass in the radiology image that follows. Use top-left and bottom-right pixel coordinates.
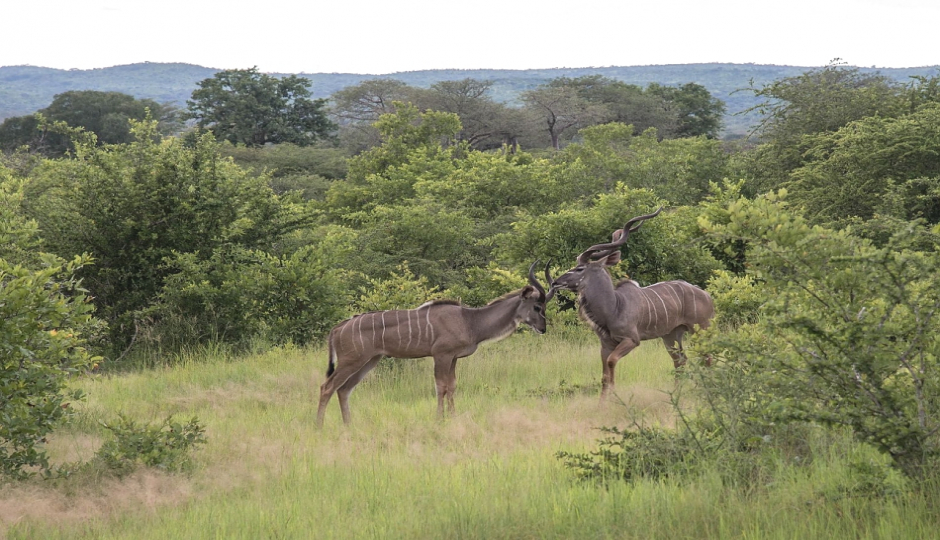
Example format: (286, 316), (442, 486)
(2, 331), (939, 538)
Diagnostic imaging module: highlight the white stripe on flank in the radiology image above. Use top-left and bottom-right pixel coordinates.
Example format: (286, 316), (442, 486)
(406, 310), (414, 348)
(343, 318), (356, 354)
(644, 289), (658, 328)
(415, 309), (422, 343)
(396, 311), (402, 347)
(668, 283), (683, 316)
(381, 311), (387, 349)
(356, 316), (365, 352)
(330, 332), (338, 368)
(425, 305), (435, 344)
(649, 289), (669, 327)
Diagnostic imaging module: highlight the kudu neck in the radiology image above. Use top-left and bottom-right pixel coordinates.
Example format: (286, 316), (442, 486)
(468, 292), (524, 341)
(576, 269), (619, 321)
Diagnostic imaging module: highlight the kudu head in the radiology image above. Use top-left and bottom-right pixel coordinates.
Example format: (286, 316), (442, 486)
(516, 259), (553, 334)
(546, 208), (662, 298)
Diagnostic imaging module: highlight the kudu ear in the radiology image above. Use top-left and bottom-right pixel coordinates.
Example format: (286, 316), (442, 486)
(521, 285), (538, 299)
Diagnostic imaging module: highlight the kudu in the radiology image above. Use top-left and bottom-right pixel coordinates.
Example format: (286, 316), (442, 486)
(317, 261), (550, 426)
(547, 208), (714, 399)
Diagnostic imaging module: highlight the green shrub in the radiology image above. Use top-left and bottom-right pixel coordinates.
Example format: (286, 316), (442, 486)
(695, 191), (940, 480)
(557, 425), (708, 483)
(706, 270), (763, 328)
(94, 415), (207, 476)
(0, 254), (102, 480)
(143, 244), (351, 352)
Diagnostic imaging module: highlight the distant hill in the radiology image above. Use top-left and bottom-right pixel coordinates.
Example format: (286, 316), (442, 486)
(2, 62), (937, 137)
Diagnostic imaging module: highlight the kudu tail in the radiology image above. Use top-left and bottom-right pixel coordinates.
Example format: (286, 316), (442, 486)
(326, 327), (337, 378)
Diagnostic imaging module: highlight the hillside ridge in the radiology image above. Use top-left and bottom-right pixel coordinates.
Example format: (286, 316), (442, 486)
(3, 62), (938, 135)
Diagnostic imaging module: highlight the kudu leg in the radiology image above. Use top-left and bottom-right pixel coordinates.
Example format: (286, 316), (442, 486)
(599, 344), (614, 400)
(433, 356), (457, 419)
(602, 337), (639, 401)
(662, 327), (691, 370)
(335, 355), (383, 425)
(446, 358), (459, 415)
(317, 355), (377, 426)
(662, 334), (685, 369)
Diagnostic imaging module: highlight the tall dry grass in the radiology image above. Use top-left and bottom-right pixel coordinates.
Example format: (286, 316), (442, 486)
(3, 332), (938, 539)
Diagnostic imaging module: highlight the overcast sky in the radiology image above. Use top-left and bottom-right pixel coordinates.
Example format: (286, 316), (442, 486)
(3, 0), (937, 74)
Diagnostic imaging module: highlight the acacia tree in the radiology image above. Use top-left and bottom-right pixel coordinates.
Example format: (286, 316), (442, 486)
(186, 67), (335, 147)
(424, 79), (527, 150)
(521, 85), (608, 149)
(553, 75), (677, 136)
(329, 79), (429, 152)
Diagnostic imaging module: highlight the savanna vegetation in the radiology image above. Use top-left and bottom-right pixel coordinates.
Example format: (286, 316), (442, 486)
(2, 61), (940, 537)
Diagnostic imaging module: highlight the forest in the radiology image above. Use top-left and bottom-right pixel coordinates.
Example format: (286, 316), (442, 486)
(2, 61), (938, 136)
(2, 61), (940, 537)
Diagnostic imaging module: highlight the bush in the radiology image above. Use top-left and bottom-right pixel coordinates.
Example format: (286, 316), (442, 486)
(558, 425), (701, 483)
(0, 254), (102, 479)
(94, 415), (207, 476)
(695, 192), (940, 480)
(142, 244), (351, 352)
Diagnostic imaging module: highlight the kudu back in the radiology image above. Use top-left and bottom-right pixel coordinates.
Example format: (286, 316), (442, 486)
(547, 208), (714, 399)
(317, 261), (550, 425)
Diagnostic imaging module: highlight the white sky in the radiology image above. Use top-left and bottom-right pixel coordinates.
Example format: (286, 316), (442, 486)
(2, 0), (937, 73)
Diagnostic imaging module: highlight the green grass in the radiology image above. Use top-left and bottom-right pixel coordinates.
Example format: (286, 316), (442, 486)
(3, 332), (940, 539)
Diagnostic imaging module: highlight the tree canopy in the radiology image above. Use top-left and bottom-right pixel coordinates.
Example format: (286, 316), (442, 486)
(0, 90), (180, 156)
(186, 67), (336, 147)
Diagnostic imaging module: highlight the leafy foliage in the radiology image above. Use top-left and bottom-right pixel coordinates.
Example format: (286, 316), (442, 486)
(560, 123), (730, 205)
(694, 192), (940, 479)
(21, 119), (312, 350)
(94, 415), (206, 476)
(0, 255), (102, 479)
(738, 61), (905, 192)
(0, 91), (180, 157)
(186, 67), (335, 147)
(557, 425), (706, 483)
(498, 185), (721, 287)
(145, 245), (351, 350)
(354, 262), (445, 312)
(787, 103), (940, 228)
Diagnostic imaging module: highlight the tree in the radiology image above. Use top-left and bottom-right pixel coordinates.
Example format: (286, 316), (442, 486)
(424, 79), (528, 150)
(521, 85), (608, 149)
(0, 91), (181, 156)
(0, 254), (101, 478)
(555, 75), (677, 137)
(329, 79), (423, 152)
(22, 119), (313, 350)
(647, 82), (726, 138)
(739, 61), (903, 191)
(0, 172), (101, 477)
(560, 123), (730, 205)
(787, 103), (940, 229)
(323, 103), (463, 217)
(697, 193), (940, 479)
(186, 67), (335, 147)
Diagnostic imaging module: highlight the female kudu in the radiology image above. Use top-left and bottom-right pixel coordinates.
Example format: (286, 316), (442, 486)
(317, 261), (551, 425)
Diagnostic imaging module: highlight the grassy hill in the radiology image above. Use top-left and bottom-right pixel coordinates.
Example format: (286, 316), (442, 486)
(2, 62), (938, 136)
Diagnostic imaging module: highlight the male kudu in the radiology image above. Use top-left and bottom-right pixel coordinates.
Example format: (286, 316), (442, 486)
(547, 208), (714, 399)
(317, 261), (550, 425)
